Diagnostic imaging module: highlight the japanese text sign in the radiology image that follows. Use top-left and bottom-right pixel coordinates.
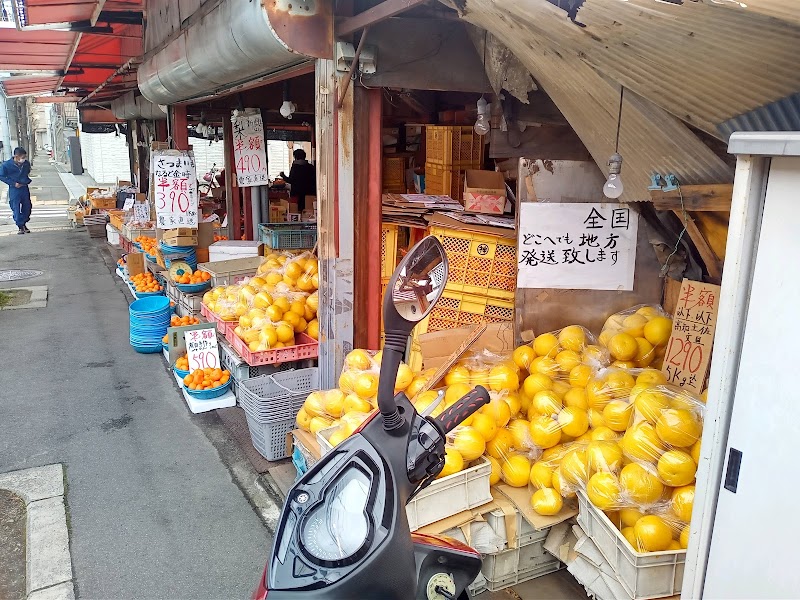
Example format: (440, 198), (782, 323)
(122, 194), (136, 210)
(232, 111), (269, 187)
(133, 202), (150, 223)
(150, 150), (198, 229)
(662, 279), (721, 393)
(184, 325), (221, 372)
(517, 203), (638, 290)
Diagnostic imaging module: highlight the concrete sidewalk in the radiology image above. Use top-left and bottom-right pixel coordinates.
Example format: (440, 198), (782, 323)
(0, 229), (271, 599)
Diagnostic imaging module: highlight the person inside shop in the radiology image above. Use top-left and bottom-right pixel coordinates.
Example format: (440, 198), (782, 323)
(280, 149), (316, 212)
(0, 147), (32, 234)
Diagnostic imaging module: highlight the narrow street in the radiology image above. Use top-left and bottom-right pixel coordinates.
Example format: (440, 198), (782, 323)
(0, 162), (271, 599)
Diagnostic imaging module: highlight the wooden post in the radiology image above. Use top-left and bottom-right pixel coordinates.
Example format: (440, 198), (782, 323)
(171, 105), (189, 151)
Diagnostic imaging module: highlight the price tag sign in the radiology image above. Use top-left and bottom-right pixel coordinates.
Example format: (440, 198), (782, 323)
(122, 195), (136, 210)
(150, 150), (199, 228)
(232, 111), (269, 187)
(133, 202), (150, 222)
(661, 279), (721, 393)
(184, 325), (221, 371)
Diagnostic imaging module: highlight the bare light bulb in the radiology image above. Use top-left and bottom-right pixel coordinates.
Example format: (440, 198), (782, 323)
(474, 96), (490, 136)
(603, 173), (624, 199)
(280, 100), (296, 120)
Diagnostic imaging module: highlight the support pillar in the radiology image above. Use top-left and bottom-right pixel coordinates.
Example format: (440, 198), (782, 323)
(171, 105), (189, 151)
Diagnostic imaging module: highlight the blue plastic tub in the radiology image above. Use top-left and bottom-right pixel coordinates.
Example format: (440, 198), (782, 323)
(131, 342), (163, 354)
(173, 364), (190, 379)
(130, 296), (170, 314)
(135, 290), (165, 299)
(175, 281), (210, 294)
(184, 379), (232, 400)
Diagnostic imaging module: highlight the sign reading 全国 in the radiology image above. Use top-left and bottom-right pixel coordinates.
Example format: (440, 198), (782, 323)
(232, 111), (269, 187)
(517, 203), (638, 290)
(150, 150), (198, 229)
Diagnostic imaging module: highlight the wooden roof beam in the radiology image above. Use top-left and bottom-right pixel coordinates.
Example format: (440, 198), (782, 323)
(336, 0), (429, 37)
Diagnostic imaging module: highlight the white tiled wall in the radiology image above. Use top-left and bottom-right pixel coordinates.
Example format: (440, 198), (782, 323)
(79, 131), (131, 184)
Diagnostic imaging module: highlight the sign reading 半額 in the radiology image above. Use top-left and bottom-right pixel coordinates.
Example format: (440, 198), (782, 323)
(661, 279), (721, 393)
(517, 203), (639, 290)
(150, 150), (198, 229)
(184, 325), (221, 372)
(232, 111), (269, 187)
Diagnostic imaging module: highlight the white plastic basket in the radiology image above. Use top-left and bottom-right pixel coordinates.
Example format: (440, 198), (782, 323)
(481, 526), (560, 591)
(576, 491), (685, 600)
(407, 457), (492, 531)
(486, 508), (544, 548)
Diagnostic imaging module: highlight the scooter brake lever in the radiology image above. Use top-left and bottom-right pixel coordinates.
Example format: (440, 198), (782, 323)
(420, 390), (445, 418)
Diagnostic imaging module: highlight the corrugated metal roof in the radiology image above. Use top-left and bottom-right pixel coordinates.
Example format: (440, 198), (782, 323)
(718, 92), (800, 139)
(450, 0), (735, 199)
(2, 75), (61, 96)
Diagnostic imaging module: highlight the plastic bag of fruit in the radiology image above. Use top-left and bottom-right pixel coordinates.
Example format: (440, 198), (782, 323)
(256, 251), (319, 293)
(317, 410), (374, 449)
(297, 389), (375, 433)
(599, 304), (673, 368)
(604, 502), (690, 553)
(233, 316), (297, 352)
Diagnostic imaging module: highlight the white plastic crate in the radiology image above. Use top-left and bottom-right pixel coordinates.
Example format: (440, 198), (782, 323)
(106, 223), (120, 245)
(180, 292), (203, 315)
(486, 508), (545, 548)
(576, 491), (685, 600)
(485, 557), (562, 592)
(407, 457), (492, 531)
(467, 572), (486, 597)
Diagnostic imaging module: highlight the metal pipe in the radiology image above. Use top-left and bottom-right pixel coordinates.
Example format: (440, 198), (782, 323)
(337, 26), (370, 110)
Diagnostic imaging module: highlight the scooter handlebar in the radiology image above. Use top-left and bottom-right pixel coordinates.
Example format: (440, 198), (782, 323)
(433, 386), (491, 434)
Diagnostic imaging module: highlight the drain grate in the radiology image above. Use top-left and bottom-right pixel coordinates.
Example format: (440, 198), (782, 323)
(0, 269), (43, 282)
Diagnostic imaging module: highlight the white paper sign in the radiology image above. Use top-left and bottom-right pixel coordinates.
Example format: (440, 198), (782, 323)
(122, 194), (136, 211)
(232, 112), (269, 187)
(150, 150), (198, 228)
(517, 203), (638, 290)
(184, 326), (221, 371)
(133, 202), (150, 223)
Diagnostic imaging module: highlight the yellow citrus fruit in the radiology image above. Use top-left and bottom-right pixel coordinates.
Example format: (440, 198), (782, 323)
(586, 441), (624, 474)
(533, 333), (560, 357)
(438, 447), (464, 478)
(607, 370), (636, 393)
(680, 525), (690, 549)
(605, 510), (622, 529)
(560, 449), (588, 486)
(328, 428), (349, 447)
(644, 317), (673, 347)
(621, 527), (642, 552)
(453, 427), (486, 461)
(552, 468), (575, 499)
(530, 356), (559, 377)
(486, 428), (515, 460)
(529, 415), (561, 449)
(636, 306), (661, 319)
(586, 379), (613, 411)
(637, 369), (668, 387)
(690, 440), (701, 464)
(569, 364), (593, 388)
(523, 373), (554, 397)
(507, 418), (532, 450)
(354, 373), (379, 399)
(558, 406), (589, 438)
(552, 351), (579, 375)
(634, 515), (673, 552)
(620, 463), (664, 505)
(598, 329), (615, 348)
(564, 387), (589, 410)
(276, 322), (295, 343)
(482, 397), (512, 428)
(603, 400), (635, 432)
(504, 392), (522, 417)
(666, 539), (681, 551)
(612, 361), (637, 369)
(608, 333), (638, 361)
(296, 407), (312, 431)
(582, 344), (607, 365)
(635, 388), (671, 424)
(587, 472), (621, 510)
(405, 376), (429, 400)
(671, 485), (695, 522)
(531, 488), (563, 516)
(590, 426), (620, 442)
(501, 454), (531, 487)
(558, 325), (587, 352)
(309, 416), (334, 435)
(620, 508), (644, 528)
(658, 450), (697, 487)
(512, 345), (536, 371)
(445, 383), (472, 407)
(589, 408), (606, 429)
(444, 365), (471, 386)
(530, 390), (563, 417)
(323, 389), (346, 418)
(343, 394), (372, 415)
(656, 409), (702, 448)
(471, 412), (498, 442)
(306, 319), (319, 340)
(304, 391), (327, 418)
(530, 461), (554, 489)
(489, 364), (520, 392)
(635, 337), (656, 368)
(700, 389), (708, 404)
(621, 422), (666, 462)
(487, 455), (502, 485)
(470, 368), (491, 387)
(413, 390), (443, 415)
(395, 363), (414, 391)
(552, 380), (571, 399)
(622, 314), (648, 338)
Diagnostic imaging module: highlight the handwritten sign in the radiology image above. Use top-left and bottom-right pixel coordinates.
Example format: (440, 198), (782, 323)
(662, 279), (721, 393)
(185, 326), (221, 372)
(517, 203), (638, 290)
(122, 194), (136, 210)
(232, 111), (269, 187)
(133, 202), (150, 223)
(150, 150), (198, 228)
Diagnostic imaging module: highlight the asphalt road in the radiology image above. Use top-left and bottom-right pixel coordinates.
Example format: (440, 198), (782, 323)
(0, 227), (271, 597)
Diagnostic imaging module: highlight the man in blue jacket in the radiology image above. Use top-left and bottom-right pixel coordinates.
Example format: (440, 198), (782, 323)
(0, 147), (32, 234)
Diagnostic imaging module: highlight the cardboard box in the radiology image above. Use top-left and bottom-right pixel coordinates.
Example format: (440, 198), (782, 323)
(196, 248), (209, 263)
(418, 322), (514, 371)
(208, 241), (263, 262)
(162, 227), (198, 246)
(270, 201), (288, 223)
(197, 222), (215, 248)
(463, 170), (506, 215)
(127, 252), (145, 277)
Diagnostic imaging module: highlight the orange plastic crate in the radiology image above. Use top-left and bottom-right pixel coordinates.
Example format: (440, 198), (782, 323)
(417, 289), (514, 335)
(383, 156), (406, 193)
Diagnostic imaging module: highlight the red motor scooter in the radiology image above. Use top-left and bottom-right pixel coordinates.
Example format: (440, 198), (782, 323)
(253, 236), (490, 600)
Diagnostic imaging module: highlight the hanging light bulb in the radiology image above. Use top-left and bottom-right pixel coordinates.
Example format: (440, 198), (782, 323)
(280, 100), (296, 120)
(603, 153), (624, 199)
(474, 96), (490, 136)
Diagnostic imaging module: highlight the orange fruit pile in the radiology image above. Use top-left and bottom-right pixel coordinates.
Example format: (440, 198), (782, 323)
(175, 355), (189, 371)
(135, 236), (158, 254)
(183, 367), (230, 390)
(213, 235), (228, 242)
(131, 272), (162, 293)
(174, 270), (211, 285)
(171, 315), (199, 326)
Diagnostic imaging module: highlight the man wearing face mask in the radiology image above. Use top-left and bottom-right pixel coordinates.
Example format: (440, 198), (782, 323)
(0, 147), (33, 234)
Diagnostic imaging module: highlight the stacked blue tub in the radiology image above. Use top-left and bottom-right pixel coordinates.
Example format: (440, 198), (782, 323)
(159, 241), (197, 272)
(130, 296), (171, 353)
